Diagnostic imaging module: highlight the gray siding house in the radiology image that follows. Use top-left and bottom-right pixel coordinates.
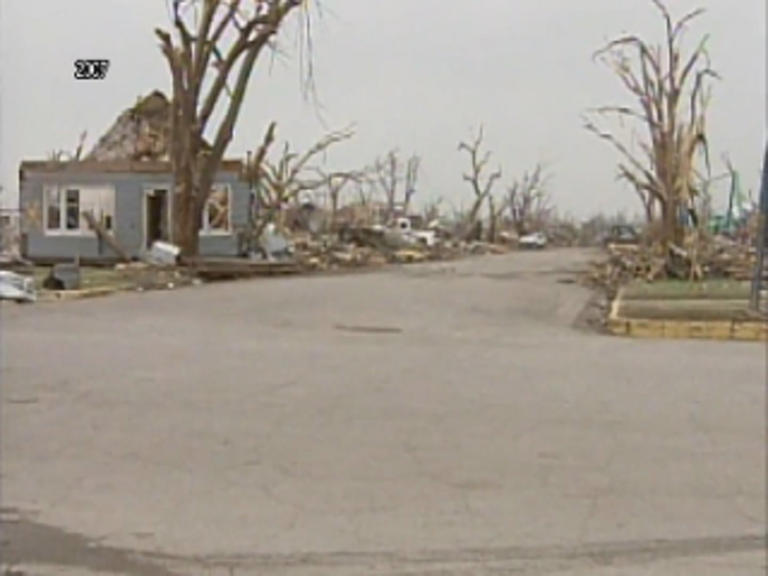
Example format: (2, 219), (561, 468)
(19, 159), (250, 263)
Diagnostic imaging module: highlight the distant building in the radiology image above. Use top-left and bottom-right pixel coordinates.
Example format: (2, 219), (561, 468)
(17, 91), (251, 263)
(18, 159), (249, 263)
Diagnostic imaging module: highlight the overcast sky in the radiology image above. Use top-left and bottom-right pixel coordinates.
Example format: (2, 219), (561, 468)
(0, 1), (765, 219)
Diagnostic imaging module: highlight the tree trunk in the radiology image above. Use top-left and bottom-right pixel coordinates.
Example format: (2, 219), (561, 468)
(467, 195), (486, 228)
(174, 182), (202, 257)
(385, 195), (396, 224)
(644, 197), (655, 224)
(661, 197), (682, 248)
(403, 190), (414, 217)
(487, 196), (497, 243)
(330, 190), (339, 232)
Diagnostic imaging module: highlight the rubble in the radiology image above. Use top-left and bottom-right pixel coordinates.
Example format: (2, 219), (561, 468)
(87, 91), (176, 162)
(391, 249), (427, 264)
(0, 253), (34, 272)
(182, 257), (300, 280)
(146, 241), (181, 267)
(588, 234), (761, 291)
(258, 225), (294, 261)
(0, 271), (37, 303)
(114, 262), (197, 290)
(286, 221), (513, 272)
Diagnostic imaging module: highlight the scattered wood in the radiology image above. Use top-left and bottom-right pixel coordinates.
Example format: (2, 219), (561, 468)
(588, 235), (764, 292)
(180, 257), (300, 281)
(82, 212), (131, 262)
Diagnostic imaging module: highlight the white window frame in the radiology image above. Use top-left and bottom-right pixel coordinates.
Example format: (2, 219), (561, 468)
(43, 184), (116, 237)
(200, 184), (232, 236)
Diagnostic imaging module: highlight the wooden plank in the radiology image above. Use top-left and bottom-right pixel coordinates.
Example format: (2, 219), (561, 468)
(82, 212), (131, 262)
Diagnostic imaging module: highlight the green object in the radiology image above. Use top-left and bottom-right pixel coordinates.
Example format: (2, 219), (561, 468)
(750, 144), (768, 311)
(708, 214), (736, 235)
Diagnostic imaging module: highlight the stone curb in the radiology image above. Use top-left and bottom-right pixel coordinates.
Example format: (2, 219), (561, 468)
(608, 288), (768, 341)
(37, 286), (121, 302)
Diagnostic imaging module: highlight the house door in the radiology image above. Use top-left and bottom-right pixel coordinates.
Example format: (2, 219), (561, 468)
(145, 189), (169, 248)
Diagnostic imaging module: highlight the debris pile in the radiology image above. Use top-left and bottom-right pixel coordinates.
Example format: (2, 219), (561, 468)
(287, 222), (511, 272)
(0, 270), (36, 303)
(87, 91), (179, 162)
(589, 236), (759, 290)
(114, 261), (194, 289)
(701, 237), (758, 280)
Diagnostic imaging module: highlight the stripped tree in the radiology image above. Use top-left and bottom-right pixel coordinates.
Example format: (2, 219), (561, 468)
(458, 126), (502, 240)
(155, 0), (312, 256)
(422, 196), (443, 225)
(318, 169), (367, 232)
(373, 150), (400, 223)
(585, 0), (717, 250)
(244, 124), (355, 242)
(403, 154), (421, 216)
(486, 192), (509, 244)
(373, 150), (421, 222)
(507, 164), (552, 236)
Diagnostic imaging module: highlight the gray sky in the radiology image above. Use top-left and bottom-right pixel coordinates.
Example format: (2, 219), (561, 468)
(1, 1), (764, 219)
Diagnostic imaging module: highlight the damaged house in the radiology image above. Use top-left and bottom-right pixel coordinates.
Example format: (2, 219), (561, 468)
(18, 91), (251, 263)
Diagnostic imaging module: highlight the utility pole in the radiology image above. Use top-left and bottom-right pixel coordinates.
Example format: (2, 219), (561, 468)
(749, 143), (768, 312)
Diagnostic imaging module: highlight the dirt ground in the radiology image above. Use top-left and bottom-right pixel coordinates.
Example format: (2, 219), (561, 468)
(1, 249), (764, 575)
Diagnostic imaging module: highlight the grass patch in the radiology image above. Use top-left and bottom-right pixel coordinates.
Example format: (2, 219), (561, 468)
(619, 299), (755, 321)
(32, 266), (137, 291)
(622, 279), (752, 301)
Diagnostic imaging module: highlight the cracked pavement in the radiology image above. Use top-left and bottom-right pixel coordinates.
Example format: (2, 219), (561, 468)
(1, 249), (765, 575)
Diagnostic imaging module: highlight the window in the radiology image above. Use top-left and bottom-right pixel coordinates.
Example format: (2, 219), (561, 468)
(80, 188), (115, 231)
(201, 185), (231, 234)
(65, 189), (80, 230)
(44, 186), (115, 234)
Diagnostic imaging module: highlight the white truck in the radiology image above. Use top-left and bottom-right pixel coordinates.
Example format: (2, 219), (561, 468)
(518, 231), (548, 249)
(393, 217), (437, 247)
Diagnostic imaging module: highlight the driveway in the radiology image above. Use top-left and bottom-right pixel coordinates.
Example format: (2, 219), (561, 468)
(1, 249), (764, 575)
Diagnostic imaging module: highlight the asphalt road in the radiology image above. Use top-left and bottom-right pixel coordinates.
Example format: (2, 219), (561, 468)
(1, 249), (765, 575)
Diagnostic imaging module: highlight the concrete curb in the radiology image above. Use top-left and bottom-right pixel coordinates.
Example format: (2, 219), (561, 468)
(608, 288), (768, 341)
(38, 286), (121, 302)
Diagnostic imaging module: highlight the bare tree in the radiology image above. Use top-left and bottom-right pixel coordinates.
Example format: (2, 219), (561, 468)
(355, 179), (377, 207)
(373, 150), (400, 222)
(317, 170), (368, 232)
(585, 0), (717, 250)
(458, 126), (502, 240)
(422, 196), (443, 224)
(507, 164), (552, 235)
(244, 125), (355, 243)
(155, 0), (311, 256)
(404, 155), (421, 216)
(486, 192), (509, 243)
(373, 150), (421, 222)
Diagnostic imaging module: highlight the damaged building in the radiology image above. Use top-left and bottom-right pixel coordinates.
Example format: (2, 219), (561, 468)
(18, 91), (251, 263)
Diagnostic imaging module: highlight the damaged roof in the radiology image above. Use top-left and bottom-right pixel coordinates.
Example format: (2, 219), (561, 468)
(87, 90), (174, 162)
(21, 90), (239, 177)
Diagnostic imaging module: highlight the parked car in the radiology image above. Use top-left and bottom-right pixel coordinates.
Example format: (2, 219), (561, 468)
(519, 231), (548, 249)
